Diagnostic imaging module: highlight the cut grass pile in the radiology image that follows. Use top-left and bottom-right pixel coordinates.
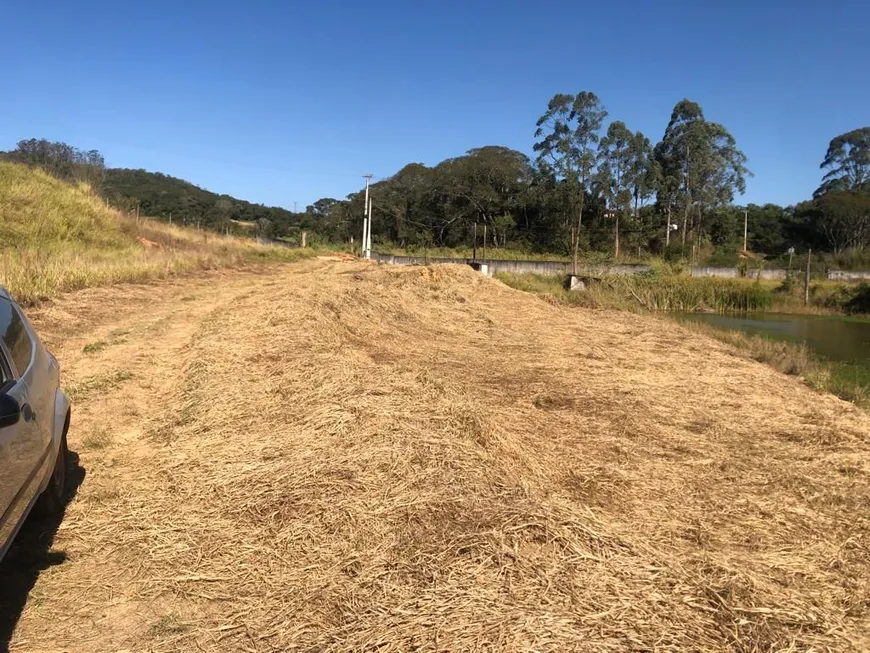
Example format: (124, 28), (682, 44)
(0, 161), (311, 303)
(12, 261), (869, 651)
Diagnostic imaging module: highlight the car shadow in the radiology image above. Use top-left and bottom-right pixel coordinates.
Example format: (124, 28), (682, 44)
(0, 448), (85, 651)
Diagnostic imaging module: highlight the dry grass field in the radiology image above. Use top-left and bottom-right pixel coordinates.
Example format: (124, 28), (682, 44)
(1, 258), (868, 652)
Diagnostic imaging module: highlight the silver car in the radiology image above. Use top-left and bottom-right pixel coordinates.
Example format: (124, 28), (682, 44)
(0, 287), (71, 563)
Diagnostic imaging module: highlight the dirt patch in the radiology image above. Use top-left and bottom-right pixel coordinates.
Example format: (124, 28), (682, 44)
(4, 260), (870, 652)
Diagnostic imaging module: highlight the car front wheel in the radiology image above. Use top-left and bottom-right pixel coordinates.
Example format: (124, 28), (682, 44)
(34, 431), (68, 517)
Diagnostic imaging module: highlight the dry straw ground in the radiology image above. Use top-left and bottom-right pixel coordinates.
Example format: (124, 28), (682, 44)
(4, 258), (869, 652)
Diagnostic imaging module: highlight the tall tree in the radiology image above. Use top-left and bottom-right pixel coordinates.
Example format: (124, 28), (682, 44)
(534, 92), (607, 273)
(815, 127), (870, 197)
(436, 146), (532, 247)
(813, 191), (870, 253)
(628, 131), (657, 217)
(596, 121), (634, 257)
(654, 100), (750, 247)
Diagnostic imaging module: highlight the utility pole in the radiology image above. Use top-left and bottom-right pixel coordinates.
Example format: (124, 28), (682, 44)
(804, 249), (812, 306)
(473, 223), (478, 261)
(362, 174), (373, 259)
(614, 212), (620, 260)
(366, 197), (373, 259)
(362, 216), (368, 257)
(483, 224), (487, 265)
(743, 209), (748, 252)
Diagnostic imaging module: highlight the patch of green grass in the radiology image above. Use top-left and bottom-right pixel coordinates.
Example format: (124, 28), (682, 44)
(82, 340), (108, 354)
(496, 272), (774, 313)
(66, 370), (132, 400)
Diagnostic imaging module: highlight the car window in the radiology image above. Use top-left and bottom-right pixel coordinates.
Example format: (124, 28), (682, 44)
(0, 300), (33, 375)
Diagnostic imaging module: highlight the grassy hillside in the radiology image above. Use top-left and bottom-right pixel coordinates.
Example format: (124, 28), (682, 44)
(103, 168), (312, 238)
(0, 162), (309, 303)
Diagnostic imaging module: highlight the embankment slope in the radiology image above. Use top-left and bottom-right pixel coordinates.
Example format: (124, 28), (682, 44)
(0, 161), (303, 303)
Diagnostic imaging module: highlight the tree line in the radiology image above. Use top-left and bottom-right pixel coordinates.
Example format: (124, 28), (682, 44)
(311, 97), (868, 267)
(3, 105), (868, 265)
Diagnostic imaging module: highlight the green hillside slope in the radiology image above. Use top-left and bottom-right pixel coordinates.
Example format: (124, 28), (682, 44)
(0, 162), (307, 303)
(104, 168), (313, 237)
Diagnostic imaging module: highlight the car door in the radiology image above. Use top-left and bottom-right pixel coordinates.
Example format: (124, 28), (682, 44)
(0, 300), (44, 549)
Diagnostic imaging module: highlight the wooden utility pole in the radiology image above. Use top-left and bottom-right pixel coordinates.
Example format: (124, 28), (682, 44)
(743, 209), (748, 252)
(804, 249), (812, 305)
(614, 212), (620, 260)
(473, 223), (478, 261)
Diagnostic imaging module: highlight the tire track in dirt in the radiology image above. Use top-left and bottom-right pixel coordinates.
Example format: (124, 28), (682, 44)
(4, 259), (335, 652)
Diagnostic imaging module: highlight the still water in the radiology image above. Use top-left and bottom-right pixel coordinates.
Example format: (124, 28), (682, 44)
(678, 312), (870, 364)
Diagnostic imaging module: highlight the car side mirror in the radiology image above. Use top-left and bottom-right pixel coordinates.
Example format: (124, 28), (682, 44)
(0, 393), (21, 429)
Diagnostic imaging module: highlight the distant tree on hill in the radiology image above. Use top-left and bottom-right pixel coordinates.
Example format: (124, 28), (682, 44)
(3, 138), (105, 189)
(102, 168), (306, 239)
(306, 198), (339, 218)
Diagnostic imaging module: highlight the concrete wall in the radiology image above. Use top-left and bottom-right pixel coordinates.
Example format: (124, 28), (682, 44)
(374, 253), (870, 283)
(828, 269), (870, 282)
(689, 266), (787, 280)
(372, 253), (652, 277)
(750, 268), (788, 280)
(689, 266), (738, 279)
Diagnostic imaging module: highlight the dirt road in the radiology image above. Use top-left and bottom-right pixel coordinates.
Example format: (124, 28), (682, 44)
(2, 258), (868, 652)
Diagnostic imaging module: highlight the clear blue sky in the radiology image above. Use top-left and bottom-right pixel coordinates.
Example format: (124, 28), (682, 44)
(2, 0), (867, 210)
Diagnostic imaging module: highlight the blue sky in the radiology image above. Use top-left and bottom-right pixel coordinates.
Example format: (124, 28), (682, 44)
(2, 0), (868, 210)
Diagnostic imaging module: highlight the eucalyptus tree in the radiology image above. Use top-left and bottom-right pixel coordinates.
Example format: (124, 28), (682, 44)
(534, 92), (607, 273)
(596, 121), (634, 257)
(815, 127), (870, 196)
(654, 100), (750, 246)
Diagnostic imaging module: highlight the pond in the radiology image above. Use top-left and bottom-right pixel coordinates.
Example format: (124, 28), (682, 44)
(678, 312), (870, 363)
